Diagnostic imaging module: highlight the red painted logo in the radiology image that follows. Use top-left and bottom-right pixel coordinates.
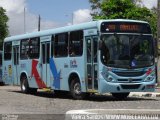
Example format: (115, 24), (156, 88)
(31, 60), (46, 88)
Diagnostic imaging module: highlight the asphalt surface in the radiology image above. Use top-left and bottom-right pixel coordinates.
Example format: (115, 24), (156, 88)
(0, 86), (160, 120)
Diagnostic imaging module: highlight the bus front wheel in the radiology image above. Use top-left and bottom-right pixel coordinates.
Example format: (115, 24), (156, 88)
(112, 92), (130, 100)
(70, 79), (85, 100)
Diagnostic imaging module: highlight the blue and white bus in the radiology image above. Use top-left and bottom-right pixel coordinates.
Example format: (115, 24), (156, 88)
(2, 19), (156, 99)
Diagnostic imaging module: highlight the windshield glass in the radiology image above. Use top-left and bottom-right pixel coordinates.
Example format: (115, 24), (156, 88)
(101, 34), (154, 68)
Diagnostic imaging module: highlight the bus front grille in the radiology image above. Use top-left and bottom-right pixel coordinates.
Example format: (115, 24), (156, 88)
(117, 79), (142, 83)
(113, 71), (145, 77)
(121, 84), (141, 89)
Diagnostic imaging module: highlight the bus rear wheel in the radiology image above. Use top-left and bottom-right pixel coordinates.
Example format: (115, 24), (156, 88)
(70, 79), (85, 100)
(112, 92), (130, 100)
(20, 76), (37, 94)
(20, 76), (29, 93)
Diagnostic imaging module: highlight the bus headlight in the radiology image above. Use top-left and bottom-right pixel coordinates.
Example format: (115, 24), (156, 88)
(108, 77), (113, 82)
(106, 75), (115, 82)
(101, 71), (108, 79)
(146, 76), (153, 81)
(101, 72), (114, 82)
(144, 74), (155, 82)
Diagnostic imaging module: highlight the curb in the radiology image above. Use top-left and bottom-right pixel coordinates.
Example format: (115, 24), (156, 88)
(66, 109), (160, 115)
(129, 92), (160, 98)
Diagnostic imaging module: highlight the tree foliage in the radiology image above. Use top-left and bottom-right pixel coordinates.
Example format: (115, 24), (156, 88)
(89, 0), (157, 37)
(0, 7), (8, 49)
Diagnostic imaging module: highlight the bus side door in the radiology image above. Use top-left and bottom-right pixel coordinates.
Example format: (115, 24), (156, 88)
(41, 42), (50, 87)
(85, 36), (98, 91)
(13, 45), (20, 85)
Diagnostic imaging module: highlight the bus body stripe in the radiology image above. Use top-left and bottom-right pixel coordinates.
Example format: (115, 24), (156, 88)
(31, 60), (46, 88)
(49, 58), (60, 89)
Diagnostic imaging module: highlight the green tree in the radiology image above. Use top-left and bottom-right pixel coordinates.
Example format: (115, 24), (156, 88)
(0, 7), (8, 49)
(89, 0), (157, 36)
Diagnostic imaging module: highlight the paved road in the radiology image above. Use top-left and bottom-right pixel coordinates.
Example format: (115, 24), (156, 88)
(0, 86), (160, 119)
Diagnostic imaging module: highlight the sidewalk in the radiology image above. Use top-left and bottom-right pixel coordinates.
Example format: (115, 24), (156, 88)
(129, 87), (160, 97)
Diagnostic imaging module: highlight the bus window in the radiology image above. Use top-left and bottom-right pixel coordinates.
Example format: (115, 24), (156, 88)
(51, 35), (54, 57)
(29, 37), (40, 59)
(20, 38), (40, 59)
(20, 39), (29, 59)
(69, 30), (83, 57)
(4, 42), (12, 60)
(54, 33), (68, 57)
(0, 51), (2, 83)
(0, 52), (2, 66)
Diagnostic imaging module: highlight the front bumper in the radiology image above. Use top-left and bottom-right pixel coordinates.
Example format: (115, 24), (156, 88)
(99, 78), (155, 94)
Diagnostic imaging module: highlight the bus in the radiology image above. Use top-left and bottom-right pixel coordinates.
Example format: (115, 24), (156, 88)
(2, 19), (156, 99)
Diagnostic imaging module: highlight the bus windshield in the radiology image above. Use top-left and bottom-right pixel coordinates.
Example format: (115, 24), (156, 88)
(101, 34), (154, 69)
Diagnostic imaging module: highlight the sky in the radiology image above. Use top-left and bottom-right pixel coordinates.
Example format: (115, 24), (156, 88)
(0, 0), (158, 36)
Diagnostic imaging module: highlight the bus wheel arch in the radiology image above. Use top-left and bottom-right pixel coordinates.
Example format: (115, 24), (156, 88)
(68, 73), (85, 99)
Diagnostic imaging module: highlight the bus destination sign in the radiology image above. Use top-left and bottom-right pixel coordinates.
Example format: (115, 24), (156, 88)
(101, 22), (151, 34)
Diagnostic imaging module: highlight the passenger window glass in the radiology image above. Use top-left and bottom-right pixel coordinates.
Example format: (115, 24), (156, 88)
(54, 33), (68, 57)
(20, 37), (40, 59)
(4, 42), (12, 60)
(29, 37), (40, 59)
(20, 39), (29, 59)
(0, 53), (2, 65)
(51, 35), (54, 57)
(69, 30), (83, 57)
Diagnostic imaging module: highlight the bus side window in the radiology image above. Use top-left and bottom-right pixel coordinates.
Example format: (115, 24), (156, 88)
(4, 42), (12, 60)
(51, 35), (54, 57)
(20, 39), (29, 59)
(0, 52), (2, 66)
(29, 37), (40, 59)
(54, 33), (68, 57)
(69, 30), (83, 57)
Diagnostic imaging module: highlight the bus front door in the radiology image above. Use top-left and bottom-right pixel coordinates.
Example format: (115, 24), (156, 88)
(13, 46), (19, 85)
(41, 42), (50, 87)
(86, 36), (98, 91)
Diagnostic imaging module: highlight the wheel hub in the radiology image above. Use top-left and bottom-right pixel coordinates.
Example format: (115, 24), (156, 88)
(22, 81), (26, 91)
(74, 83), (81, 94)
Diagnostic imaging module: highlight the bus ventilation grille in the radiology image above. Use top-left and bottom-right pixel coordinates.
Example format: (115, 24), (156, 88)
(117, 79), (142, 83)
(113, 71), (145, 77)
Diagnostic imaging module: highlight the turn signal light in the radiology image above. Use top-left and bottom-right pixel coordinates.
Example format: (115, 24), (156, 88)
(146, 68), (152, 75)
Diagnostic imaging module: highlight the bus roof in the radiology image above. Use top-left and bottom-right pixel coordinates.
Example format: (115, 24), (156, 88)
(5, 19), (149, 42)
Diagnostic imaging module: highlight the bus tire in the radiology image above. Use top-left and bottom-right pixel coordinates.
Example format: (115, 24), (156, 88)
(70, 79), (85, 100)
(20, 76), (30, 94)
(112, 92), (130, 100)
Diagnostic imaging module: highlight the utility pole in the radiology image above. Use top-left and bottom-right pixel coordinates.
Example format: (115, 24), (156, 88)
(38, 15), (41, 31)
(24, 7), (26, 33)
(157, 0), (160, 86)
(72, 13), (74, 25)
